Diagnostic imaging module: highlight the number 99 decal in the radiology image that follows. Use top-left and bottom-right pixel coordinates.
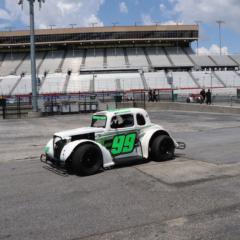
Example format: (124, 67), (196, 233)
(111, 133), (137, 156)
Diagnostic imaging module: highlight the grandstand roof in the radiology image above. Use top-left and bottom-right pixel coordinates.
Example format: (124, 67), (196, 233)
(0, 25), (198, 49)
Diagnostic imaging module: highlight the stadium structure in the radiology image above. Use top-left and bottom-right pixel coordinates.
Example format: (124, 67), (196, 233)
(0, 24), (240, 97)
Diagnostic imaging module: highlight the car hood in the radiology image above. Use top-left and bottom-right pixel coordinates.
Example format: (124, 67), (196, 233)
(54, 127), (105, 139)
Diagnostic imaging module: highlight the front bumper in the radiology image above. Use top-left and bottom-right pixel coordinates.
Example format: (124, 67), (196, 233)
(40, 154), (64, 167)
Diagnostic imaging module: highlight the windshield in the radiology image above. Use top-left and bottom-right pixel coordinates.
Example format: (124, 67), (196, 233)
(91, 115), (107, 128)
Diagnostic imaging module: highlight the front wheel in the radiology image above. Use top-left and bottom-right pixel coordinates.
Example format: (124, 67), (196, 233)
(72, 144), (103, 176)
(150, 135), (175, 161)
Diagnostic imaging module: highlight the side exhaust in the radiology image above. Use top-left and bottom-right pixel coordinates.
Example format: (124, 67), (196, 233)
(176, 142), (186, 150)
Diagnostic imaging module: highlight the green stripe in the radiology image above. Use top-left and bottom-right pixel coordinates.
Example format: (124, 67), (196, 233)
(92, 115), (107, 120)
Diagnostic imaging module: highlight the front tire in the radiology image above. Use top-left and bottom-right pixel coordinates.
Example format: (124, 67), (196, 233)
(72, 144), (103, 175)
(150, 135), (175, 161)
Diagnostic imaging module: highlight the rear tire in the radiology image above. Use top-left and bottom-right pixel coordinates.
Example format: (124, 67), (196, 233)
(150, 135), (175, 161)
(72, 144), (103, 176)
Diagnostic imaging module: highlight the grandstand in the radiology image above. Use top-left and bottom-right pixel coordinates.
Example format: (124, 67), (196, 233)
(0, 25), (239, 97)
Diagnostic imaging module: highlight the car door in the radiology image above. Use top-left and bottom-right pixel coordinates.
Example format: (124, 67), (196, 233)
(105, 113), (143, 162)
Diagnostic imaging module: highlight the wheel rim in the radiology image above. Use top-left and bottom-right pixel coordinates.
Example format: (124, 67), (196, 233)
(159, 138), (174, 155)
(82, 152), (98, 169)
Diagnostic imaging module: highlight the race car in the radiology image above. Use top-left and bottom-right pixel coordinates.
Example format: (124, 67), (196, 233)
(41, 108), (185, 175)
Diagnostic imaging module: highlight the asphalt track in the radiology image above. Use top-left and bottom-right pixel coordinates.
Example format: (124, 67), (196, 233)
(0, 111), (240, 240)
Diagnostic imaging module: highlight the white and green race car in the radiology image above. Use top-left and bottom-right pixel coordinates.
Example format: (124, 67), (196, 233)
(42, 108), (185, 175)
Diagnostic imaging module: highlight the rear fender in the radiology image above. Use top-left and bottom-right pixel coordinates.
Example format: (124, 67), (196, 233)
(140, 127), (177, 159)
(60, 140), (114, 168)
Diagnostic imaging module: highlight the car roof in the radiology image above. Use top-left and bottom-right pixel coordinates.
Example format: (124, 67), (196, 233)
(94, 108), (147, 117)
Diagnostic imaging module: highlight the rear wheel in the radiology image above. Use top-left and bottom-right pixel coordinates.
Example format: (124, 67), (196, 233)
(72, 144), (103, 175)
(150, 135), (175, 161)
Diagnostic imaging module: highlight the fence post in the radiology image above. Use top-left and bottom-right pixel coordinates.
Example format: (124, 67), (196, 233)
(17, 96), (21, 118)
(1, 98), (6, 119)
(143, 91), (146, 110)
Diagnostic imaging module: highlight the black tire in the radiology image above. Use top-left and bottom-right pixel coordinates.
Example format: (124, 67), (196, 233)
(150, 135), (175, 161)
(72, 144), (103, 176)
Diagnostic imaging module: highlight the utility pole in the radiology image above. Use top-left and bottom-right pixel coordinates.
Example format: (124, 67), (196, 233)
(216, 20), (225, 56)
(195, 20), (202, 56)
(18, 0), (45, 112)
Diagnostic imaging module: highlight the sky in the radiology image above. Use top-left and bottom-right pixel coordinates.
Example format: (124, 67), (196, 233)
(0, 0), (240, 55)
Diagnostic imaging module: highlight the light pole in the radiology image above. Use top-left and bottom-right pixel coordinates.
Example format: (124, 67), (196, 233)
(195, 20), (202, 56)
(92, 73), (97, 93)
(18, 0), (45, 112)
(49, 24), (56, 30)
(69, 23), (77, 29)
(216, 20), (225, 56)
(205, 71), (213, 93)
(167, 71), (174, 102)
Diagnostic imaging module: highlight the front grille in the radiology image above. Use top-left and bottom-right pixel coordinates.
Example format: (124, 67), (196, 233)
(53, 137), (66, 160)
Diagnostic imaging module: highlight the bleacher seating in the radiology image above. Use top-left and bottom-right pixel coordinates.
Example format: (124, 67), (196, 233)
(188, 55), (216, 67)
(39, 73), (66, 94)
(231, 55), (240, 65)
(1, 70), (240, 96)
(172, 72), (197, 89)
(214, 71), (240, 87)
(1, 46), (240, 97)
(12, 75), (31, 95)
(191, 71), (224, 88)
(0, 53), (26, 76)
(144, 71), (170, 89)
(146, 47), (172, 67)
(16, 52), (45, 75)
(127, 48), (148, 67)
(61, 49), (83, 73)
(84, 48), (104, 69)
(0, 75), (19, 95)
(67, 74), (91, 93)
(115, 73), (143, 91)
(38, 50), (64, 74)
(165, 47), (194, 67)
(94, 74), (119, 92)
(106, 48), (127, 69)
(210, 55), (237, 66)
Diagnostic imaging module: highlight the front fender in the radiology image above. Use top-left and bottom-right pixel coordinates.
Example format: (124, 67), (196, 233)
(140, 126), (177, 159)
(44, 138), (54, 159)
(60, 140), (115, 168)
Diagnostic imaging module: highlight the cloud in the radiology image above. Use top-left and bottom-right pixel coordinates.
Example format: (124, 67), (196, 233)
(159, 3), (166, 12)
(141, 14), (154, 25)
(161, 20), (183, 25)
(197, 44), (229, 55)
(119, 2), (128, 14)
(0, 8), (11, 21)
(172, 0), (240, 32)
(1, 0), (105, 29)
